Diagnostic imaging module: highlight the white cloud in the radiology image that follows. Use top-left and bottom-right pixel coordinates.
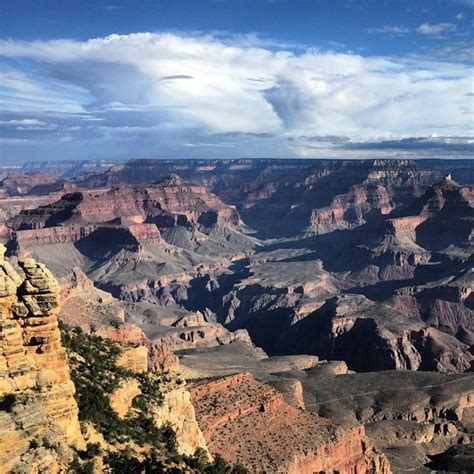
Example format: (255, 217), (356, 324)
(0, 118), (46, 126)
(0, 137), (36, 145)
(0, 32), (472, 156)
(370, 25), (410, 34)
(0, 69), (92, 114)
(417, 22), (457, 36)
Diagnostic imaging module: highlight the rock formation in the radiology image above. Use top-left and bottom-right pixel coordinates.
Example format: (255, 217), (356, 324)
(0, 244), (83, 473)
(190, 372), (390, 473)
(369, 176), (473, 269)
(8, 176), (240, 251)
(1, 157), (473, 471)
(0, 173), (66, 198)
(299, 369), (474, 472)
(154, 377), (209, 457)
(180, 340), (474, 473)
(280, 294), (473, 373)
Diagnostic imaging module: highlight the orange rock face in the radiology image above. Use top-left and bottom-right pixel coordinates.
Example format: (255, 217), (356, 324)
(190, 372), (390, 473)
(96, 324), (181, 373)
(0, 245), (83, 472)
(13, 224), (98, 248)
(116, 345), (149, 373)
(386, 215), (427, 235)
(8, 176), (240, 250)
(148, 338), (181, 373)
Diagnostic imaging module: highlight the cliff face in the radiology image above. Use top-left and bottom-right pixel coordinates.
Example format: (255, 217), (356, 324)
(0, 173), (64, 198)
(371, 176), (473, 267)
(279, 294), (472, 373)
(105, 356), (208, 457)
(8, 176), (240, 251)
(0, 244), (83, 473)
(228, 159), (440, 237)
(0, 248), (211, 472)
(153, 379), (208, 456)
(81, 325), (208, 457)
(190, 372), (390, 474)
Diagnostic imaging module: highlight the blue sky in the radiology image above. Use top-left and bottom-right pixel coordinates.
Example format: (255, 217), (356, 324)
(0, 0), (473, 161)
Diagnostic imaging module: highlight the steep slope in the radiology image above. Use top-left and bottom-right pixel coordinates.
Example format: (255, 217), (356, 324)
(190, 372), (390, 474)
(74, 159), (441, 237)
(229, 159), (441, 237)
(60, 325), (214, 472)
(4, 176), (259, 369)
(179, 342), (474, 473)
(9, 176), (239, 232)
(299, 368), (474, 473)
(0, 247), (250, 473)
(280, 293), (472, 373)
(6, 175), (245, 266)
(210, 176), (473, 372)
(368, 175), (473, 271)
(2, 163), (472, 381)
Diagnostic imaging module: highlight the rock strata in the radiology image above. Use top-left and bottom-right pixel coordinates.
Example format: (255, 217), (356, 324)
(7, 177), (240, 252)
(0, 244), (83, 473)
(190, 372), (390, 473)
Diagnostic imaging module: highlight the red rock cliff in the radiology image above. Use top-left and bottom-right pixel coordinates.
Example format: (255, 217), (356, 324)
(190, 372), (390, 473)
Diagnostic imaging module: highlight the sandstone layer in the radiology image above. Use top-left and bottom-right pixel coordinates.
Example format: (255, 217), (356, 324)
(0, 245), (83, 473)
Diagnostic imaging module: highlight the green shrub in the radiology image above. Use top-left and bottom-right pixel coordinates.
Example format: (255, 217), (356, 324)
(104, 451), (143, 473)
(230, 463), (249, 474)
(29, 439), (39, 450)
(183, 447), (210, 471)
(69, 454), (94, 474)
(79, 442), (102, 460)
(0, 394), (16, 412)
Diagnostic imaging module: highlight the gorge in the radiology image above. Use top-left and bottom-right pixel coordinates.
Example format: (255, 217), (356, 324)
(0, 158), (473, 473)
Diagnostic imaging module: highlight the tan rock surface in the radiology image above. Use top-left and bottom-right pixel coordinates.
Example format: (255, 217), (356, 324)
(153, 378), (208, 456)
(116, 345), (149, 373)
(109, 379), (141, 418)
(0, 245), (83, 473)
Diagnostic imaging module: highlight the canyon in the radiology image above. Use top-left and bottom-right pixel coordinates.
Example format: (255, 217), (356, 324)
(1, 158), (473, 473)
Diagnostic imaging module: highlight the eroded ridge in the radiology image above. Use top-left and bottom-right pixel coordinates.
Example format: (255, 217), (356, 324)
(190, 372), (390, 474)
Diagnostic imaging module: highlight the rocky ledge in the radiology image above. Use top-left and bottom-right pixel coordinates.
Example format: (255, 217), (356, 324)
(190, 372), (390, 473)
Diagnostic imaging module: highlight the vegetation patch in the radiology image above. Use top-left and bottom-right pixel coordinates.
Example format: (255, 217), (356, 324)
(61, 323), (248, 473)
(0, 394), (17, 412)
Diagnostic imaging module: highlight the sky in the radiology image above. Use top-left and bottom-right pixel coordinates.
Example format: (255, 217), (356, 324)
(0, 0), (473, 162)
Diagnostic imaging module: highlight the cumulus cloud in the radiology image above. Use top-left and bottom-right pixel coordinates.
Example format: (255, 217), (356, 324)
(417, 22), (457, 36)
(0, 32), (472, 159)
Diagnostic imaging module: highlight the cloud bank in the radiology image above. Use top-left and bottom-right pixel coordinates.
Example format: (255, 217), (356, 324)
(0, 32), (472, 160)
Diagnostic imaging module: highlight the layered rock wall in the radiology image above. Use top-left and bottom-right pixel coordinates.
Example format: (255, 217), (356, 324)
(190, 372), (390, 473)
(13, 225), (97, 248)
(0, 245), (83, 473)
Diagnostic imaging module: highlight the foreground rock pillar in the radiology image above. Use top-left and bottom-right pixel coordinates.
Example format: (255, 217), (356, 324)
(0, 245), (84, 473)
